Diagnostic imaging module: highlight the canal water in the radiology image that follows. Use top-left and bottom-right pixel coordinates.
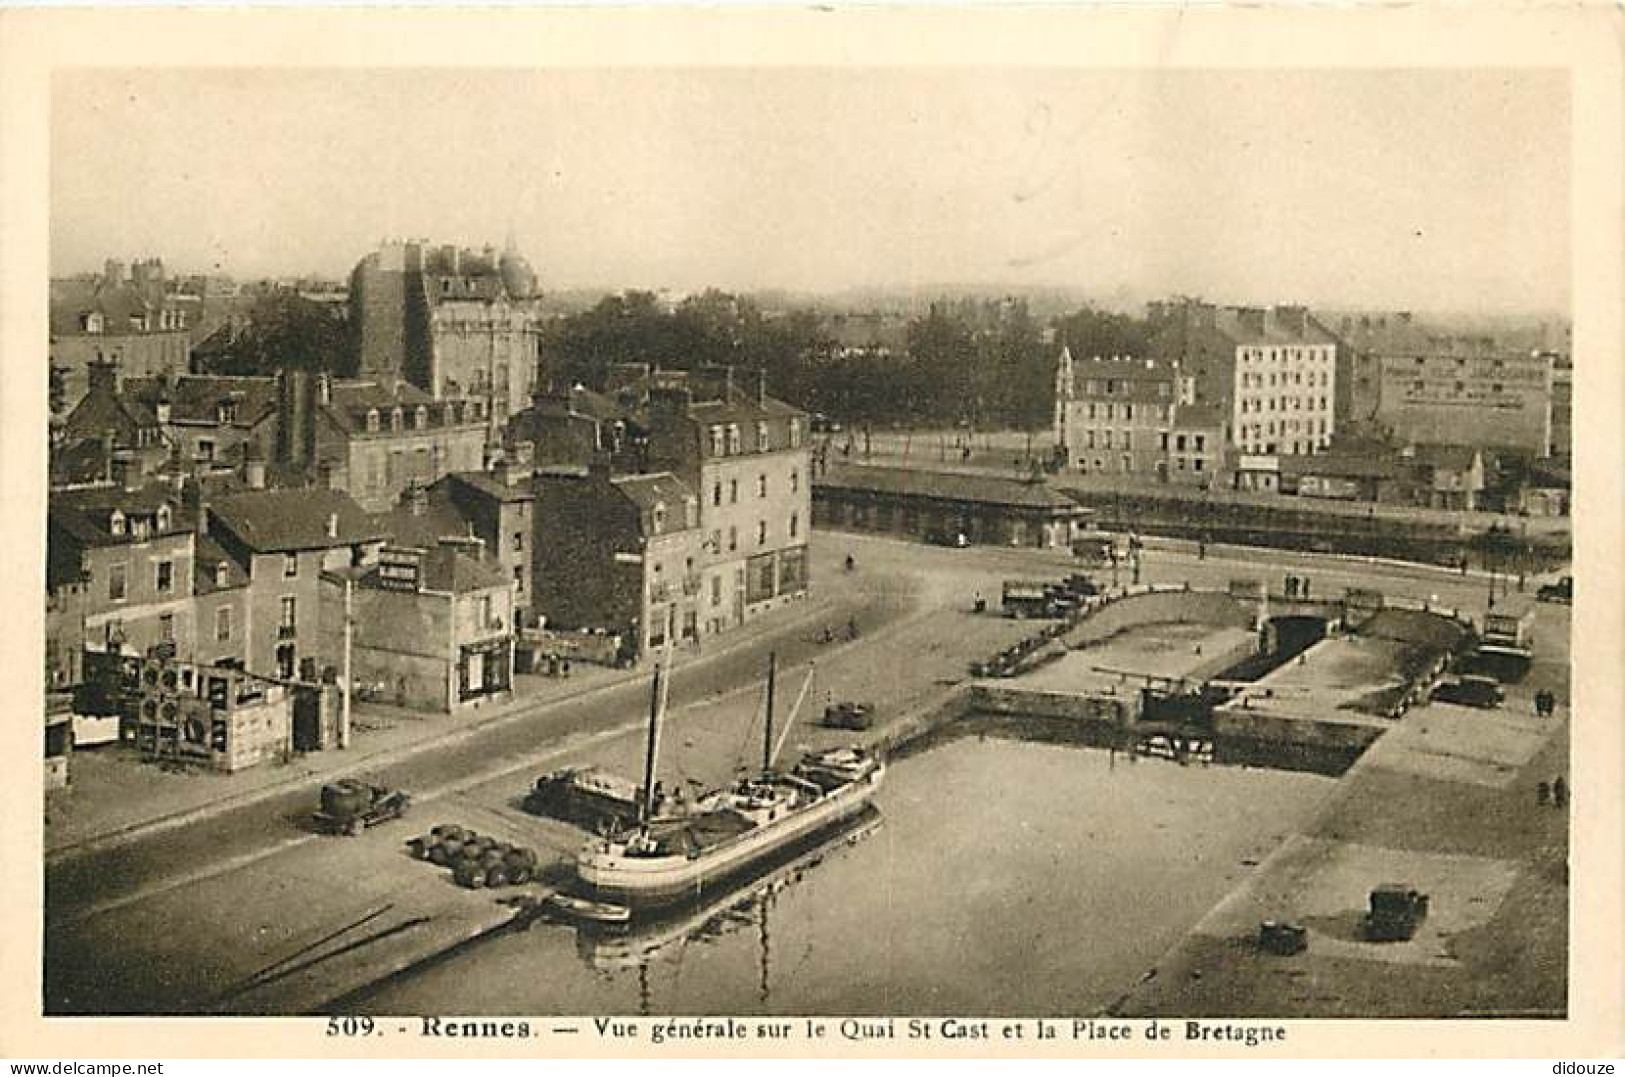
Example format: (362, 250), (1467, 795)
(356, 721), (1333, 1016)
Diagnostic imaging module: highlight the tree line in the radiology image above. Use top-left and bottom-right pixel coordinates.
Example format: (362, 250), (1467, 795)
(199, 286), (1156, 431)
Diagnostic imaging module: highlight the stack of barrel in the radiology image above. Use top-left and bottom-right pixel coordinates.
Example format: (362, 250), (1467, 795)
(408, 825), (539, 888)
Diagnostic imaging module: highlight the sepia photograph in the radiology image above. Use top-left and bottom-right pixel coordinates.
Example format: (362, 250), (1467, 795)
(4, 4), (1621, 1062)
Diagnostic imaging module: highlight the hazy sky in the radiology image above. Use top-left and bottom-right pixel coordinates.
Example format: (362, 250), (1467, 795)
(52, 68), (1569, 313)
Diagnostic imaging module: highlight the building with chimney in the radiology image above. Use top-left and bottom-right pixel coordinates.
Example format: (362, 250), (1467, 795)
(50, 260), (193, 421)
(348, 239), (543, 435)
(532, 465), (704, 659)
(48, 486), (197, 665)
(637, 367), (812, 635)
(1147, 300), (1339, 459)
(51, 360), (173, 490)
(205, 488), (386, 681)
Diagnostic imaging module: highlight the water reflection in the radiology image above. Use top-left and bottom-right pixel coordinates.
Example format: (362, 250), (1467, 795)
(560, 810), (883, 1013)
(358, 726), (1333, 1016)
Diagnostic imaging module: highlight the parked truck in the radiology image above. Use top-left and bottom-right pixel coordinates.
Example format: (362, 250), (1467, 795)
(314, 779), (411, 836)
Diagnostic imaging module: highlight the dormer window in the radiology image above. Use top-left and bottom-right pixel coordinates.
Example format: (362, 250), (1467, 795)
(727, 424), (741, 454)
(415, 406), (428, 430)
(652, 502), (666, 533)
(218, 401), (239, 424)
(109, 510), (126, 537)
(366, 408), (380, 433)
(789, 418), (802, 448)
(215, 562), (229, 588)
(155, 505), (172, 531)
(710, 425), (725, 456)
(390, 407), (403, 432)
(757, 421), (770, 451)
(82, 312), (104, 334)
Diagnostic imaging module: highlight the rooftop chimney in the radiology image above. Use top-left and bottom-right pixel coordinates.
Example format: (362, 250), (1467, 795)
(87, 358), (121, 397)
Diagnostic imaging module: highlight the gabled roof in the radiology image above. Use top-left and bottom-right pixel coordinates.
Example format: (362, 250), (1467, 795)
(815, 464), (1080, 511)
(209, 488), (383, 552)
(193, 535), (249, 595)
(446, 469), (536, 504)
(61, 380), (162, 446)
(420, 546), (509, 593)
(124, 375), (279, 427)
(49, 485), (189, 547)
(1409, 444), (1481, 473)
(611, 472), (697, 523)
(372, 501), (477, 551)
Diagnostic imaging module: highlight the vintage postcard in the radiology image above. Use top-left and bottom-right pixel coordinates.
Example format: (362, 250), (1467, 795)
(1, 4), (1620, 1062)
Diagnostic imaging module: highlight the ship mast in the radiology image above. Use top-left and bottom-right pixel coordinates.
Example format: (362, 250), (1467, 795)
(762, 651), (777, 774)
(640, 610), (676, 823)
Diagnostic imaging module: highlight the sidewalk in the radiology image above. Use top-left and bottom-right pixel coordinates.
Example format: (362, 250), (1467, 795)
(45, 587), (851, 861)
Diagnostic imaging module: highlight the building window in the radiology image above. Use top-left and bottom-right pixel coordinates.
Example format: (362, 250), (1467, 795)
(728, 526), (738, 552)
(109, 563), (127, 602)
(514, 565), (525, 592)
(652, 503), (666, 533)
(215, 562), (229, 588)
(729, 479), (739, 504)
(790, 512), (799, 538)
(198, 439), (216, 462)
(757, 421), (770, 451)
(109, 511), (126, 536)
(279, 596), (297, 639)
(1124, 404), (1133, 420)
(713, 482), (722, 507)
(159, 614), (174, 641)
(415, 406), (428, 430)
(283, 552), (298, 578)
(366, 409), (380, 433)
(711, 574), (722, 606)
(757, 520), (767, 546)
(512, 532), (523, 553)
(391, 408), (403, 432)
(710, 426), (725, 456)
(727, 424), (741, 454)
(757, 474), (767, 498)
(216, 606), (232, 642)
(789, 419), (802, 448)
(790, 470), (799, 493)
(1194, 435), (1206, 451)
(156, 559), (173, 594)
(709, 529), (721, 553)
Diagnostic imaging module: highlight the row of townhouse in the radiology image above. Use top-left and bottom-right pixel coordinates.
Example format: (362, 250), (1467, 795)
(47, 365), (813, 723)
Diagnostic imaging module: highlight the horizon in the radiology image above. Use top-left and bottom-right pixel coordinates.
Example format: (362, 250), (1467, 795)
(52, 68), (1570, 317)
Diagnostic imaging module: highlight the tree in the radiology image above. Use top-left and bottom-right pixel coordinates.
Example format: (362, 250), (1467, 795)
(202, 292), (352, 376)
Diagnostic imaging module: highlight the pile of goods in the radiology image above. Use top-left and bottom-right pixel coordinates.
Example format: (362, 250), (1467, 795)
(407, 825), (540, 889)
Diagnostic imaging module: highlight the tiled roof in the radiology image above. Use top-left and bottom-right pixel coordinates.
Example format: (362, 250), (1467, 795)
(60, 380), (161, 447)
(446, 470), (536, 504)
(611, 472), (696, 519)
(1173, 404), (1227, 429)
(815, 464), (1081, 511)
(50, 485), (188, 547)
(1280, 452), (1400, 481)
(210, 488), (383, 552)
(124, 375), (279, 427)
(193, 535), (249, 594)
(372, 502), (477, 550)
(1410, 444), (1481, 473)
(420, 546), (509, 593)
(1214, 309), (1339, 347)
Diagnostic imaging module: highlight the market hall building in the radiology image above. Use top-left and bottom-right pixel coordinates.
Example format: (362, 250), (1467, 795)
(812, 464), (1089, 549)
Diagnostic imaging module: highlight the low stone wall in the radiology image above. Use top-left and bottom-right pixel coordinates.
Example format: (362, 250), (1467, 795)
(1060, 586), (1256, 650)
